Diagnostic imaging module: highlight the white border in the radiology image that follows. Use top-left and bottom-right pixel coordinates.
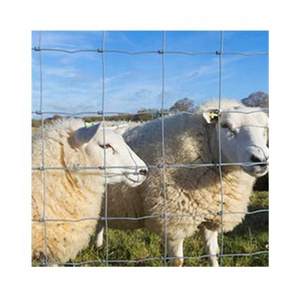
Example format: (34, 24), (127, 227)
(2, 1), (299, 299)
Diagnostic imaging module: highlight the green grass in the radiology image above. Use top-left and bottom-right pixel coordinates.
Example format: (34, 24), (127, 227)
(69, 191), (268, 267)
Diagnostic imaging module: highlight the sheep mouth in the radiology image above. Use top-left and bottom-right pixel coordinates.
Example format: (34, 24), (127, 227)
(105, 171), (147, 186)
(124, 172), (147, 187)
(243, 164), (269, 178)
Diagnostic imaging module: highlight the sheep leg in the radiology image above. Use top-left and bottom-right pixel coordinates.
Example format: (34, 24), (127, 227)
(203, 228), (219, 267)
(95, 223), (104, 249)
(167, 238), (184, 267)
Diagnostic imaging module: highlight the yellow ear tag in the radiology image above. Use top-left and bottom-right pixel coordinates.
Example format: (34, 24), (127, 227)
(210, 111), (219, 120)
(84, 121), (96, 129)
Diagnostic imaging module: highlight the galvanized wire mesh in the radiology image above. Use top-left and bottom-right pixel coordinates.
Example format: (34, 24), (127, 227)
(31, 31), (269, 266)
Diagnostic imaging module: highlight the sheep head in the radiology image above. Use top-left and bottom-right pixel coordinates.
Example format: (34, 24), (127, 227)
(70, 122), (148, 187)
(203, 106), (269, 178)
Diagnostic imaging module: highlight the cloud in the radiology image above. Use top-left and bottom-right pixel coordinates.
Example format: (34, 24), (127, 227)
(105, 71), (133, 86)
(105, 84), (162, 112)
(32, 31), (101, 50)
(134, 88), (153, 99)
(32, 31), (268, 116)
(183, 64), (218, 81)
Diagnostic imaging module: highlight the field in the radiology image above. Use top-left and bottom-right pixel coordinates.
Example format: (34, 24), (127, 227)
(69, 191), (268, 267)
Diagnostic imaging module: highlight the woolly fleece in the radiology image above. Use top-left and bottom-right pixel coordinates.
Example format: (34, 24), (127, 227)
(103, 100), (258, 241)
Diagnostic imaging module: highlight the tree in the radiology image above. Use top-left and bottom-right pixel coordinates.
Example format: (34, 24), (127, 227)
(170, 97), (194, 112)
(241, 91), (269, 108)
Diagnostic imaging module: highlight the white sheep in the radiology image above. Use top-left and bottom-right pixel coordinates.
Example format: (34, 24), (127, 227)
(96, 99), (269, 266)
(32, 118), (148, 265)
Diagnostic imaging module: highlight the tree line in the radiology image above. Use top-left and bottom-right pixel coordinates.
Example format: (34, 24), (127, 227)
(32, 91), (269, 127)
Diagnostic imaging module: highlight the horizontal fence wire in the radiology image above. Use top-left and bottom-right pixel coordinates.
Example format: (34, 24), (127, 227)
(31, 250), (269, 267)
(32, 31), (269, 267)
(31, 161), (268, 172)
(32, 46), (268, 57)
(31, 108), (269, 117)
(32, 209), (269, 224)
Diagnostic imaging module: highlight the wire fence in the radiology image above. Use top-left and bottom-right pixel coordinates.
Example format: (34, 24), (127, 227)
(32, 31), (269, 267)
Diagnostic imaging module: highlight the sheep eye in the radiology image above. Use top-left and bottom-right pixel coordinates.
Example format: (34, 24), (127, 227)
(221, 123), (229, 129)
(221, 123), (235, 137)
(99, 143), (113, 150)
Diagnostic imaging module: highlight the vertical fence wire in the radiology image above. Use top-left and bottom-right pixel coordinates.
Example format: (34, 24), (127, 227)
(217, 31), (225, 266)
(37, 31), (49, 266)
(100, 31), (110, 266)
(160, 31), (168, 266)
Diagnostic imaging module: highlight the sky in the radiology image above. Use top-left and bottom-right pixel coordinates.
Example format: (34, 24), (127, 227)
(32, 31), (268, 116)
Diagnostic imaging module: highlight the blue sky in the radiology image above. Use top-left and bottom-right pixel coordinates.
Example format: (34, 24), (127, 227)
(32, 31), (268, 116)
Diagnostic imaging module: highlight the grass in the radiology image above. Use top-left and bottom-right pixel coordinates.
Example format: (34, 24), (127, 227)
(69, 191), (269, 267)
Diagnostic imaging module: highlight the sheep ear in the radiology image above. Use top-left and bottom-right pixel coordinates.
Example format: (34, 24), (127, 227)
(111, 124), (128, 135)
(203, 109), (220, 124)
(72, 122), (102, 147)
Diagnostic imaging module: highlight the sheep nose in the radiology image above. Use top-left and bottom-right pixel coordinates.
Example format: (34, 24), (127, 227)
(250, 151), (268, 163)
(250, 154), (264, 163)
(249, 146), (269, 164)
(139, 168), (148, 176)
